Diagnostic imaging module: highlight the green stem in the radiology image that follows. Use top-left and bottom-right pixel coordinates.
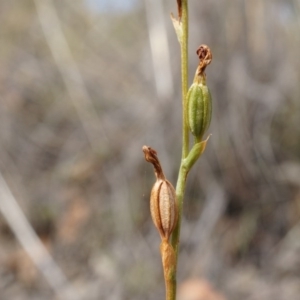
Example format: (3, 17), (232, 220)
(165, 275), (176, 300)
(170, 1), (189, 299)
(169, 163), (188, 299)
(181, 0), (189, 159)
(172, 164), (188, 256)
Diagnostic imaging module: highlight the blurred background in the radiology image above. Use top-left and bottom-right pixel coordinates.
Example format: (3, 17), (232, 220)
(0, 0), (300, 299)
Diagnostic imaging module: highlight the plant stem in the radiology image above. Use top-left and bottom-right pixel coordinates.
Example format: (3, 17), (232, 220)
(165, 276), (176, 300)
(172, 164), (188, 255)
(170, 0), (189, 299)
(181, 0), (189, 160)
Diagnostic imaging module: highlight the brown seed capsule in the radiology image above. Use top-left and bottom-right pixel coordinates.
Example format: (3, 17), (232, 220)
(150, 179), (177, 241)
(143, 146), (178, 241)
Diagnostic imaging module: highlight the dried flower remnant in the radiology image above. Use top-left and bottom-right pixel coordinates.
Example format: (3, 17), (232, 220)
(196, 44), (212, 76)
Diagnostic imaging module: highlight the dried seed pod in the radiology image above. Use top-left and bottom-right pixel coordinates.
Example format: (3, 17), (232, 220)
(150, 179), (177, 241)
(187, 80), (212, 141)
(143, 146), (178, 241)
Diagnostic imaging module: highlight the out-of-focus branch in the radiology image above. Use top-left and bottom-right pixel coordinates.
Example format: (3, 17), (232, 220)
(34, 0), (108, 150)
(0, 172), (79, 300)
(144, 0), (174, 100)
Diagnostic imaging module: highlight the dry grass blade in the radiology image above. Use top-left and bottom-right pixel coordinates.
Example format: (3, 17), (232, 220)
(0, 172), (79, 300)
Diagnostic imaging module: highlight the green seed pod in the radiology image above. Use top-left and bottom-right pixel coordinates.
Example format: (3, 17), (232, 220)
(187, 80), (212, 141)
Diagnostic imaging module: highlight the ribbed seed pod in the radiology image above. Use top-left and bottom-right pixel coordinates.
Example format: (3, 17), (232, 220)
(142, 145), (178, 241)
(150, 179), (177, 241)
(187, 80), (212, 141)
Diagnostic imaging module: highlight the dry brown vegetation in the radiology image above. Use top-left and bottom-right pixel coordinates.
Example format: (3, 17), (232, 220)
(0, 0), (300, 299)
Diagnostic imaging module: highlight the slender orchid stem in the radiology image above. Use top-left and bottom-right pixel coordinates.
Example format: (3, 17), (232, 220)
(169, 0), (189, 299)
